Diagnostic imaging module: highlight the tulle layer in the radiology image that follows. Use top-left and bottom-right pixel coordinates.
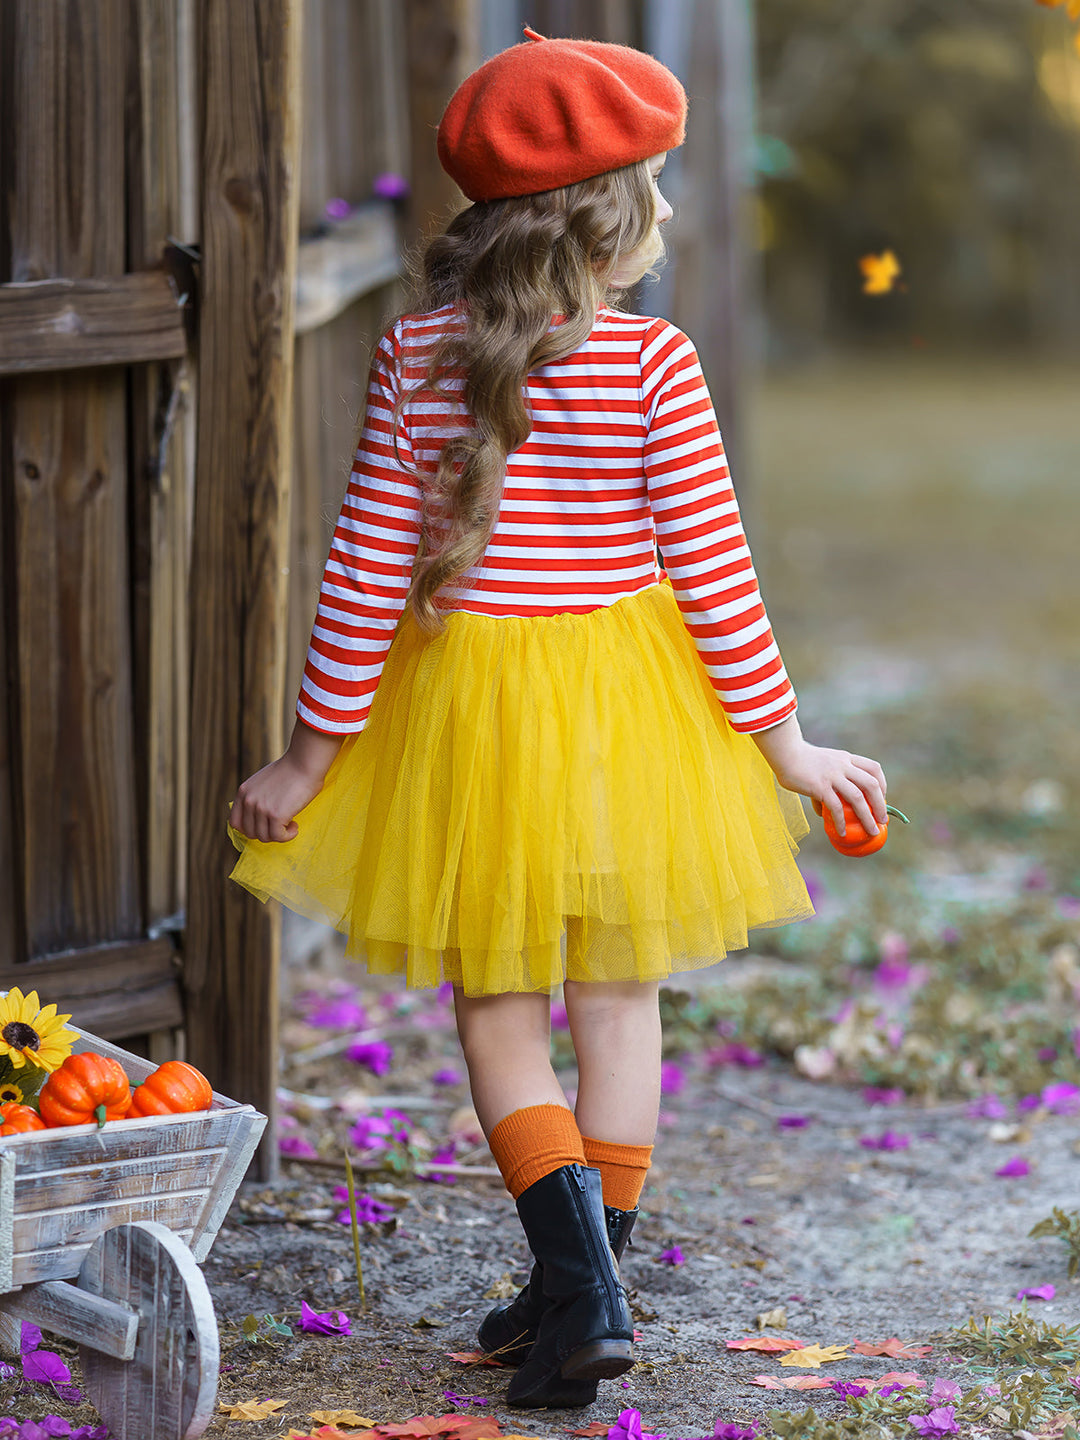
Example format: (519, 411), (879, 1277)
(229, 582), (813, 994)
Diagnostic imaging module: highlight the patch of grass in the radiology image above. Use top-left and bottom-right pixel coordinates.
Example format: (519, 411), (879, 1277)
(1030, 1209), (1080, 1280)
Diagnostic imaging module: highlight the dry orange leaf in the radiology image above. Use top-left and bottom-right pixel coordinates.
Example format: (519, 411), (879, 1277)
(877, 1371), (926, 1389)
(221, 1397), (289, 1420)
(859, 250), (902, 295)
(726, 1336), (806, 1352)
(447, 1351), (503, 1367)
(310, 1415), (379, 1429)
(565, 1427), (611, 1436)
(852, 1338), (932, 1358)
(750, 1374), (831, 1390)
(379, 1420), (502, 1440)
(779, 1343), (850, 1368)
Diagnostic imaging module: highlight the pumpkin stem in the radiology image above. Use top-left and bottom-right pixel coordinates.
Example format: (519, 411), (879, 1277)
(94, 1103), (107, 1128)
(885, 806), (910, 824)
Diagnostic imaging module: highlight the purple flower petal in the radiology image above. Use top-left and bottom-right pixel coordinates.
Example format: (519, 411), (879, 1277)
(20, 1323), (42, 1354)
(609, 1410), (666, 1440)
(1018, 1093), (1042, 1112)
(278, 1135), (318, 1159)
(715, 1426), (758, 1440)
(432, 1067), (462, 1086)
(777, 1113), (809, 1129)
(372, 172), (410, 200)
(908, 1405), (959, 1436)
(324, 197), (352, 221)
(298, 1300), (351, 1336)
(345, 1041), (394, 1077)
(660, 1062), (686, 1095)
(966, 1094), (1009, 1120)
(1042, 1082), (1080, 1114)
(859, 1131), (910, 1150)
(331, 1187), (394, 1224)
(22, 1350), (72, 1385)
(442, 1391), (487, 1407)
(310, 998), (368, 1028)
(930, 1379), (961, 1402)
(1016, 1283), (1055, 1302)
(863, 1086), (906, 1107)
(658, 1246), (685, 1265)
(1057, 895), (1080, 919)
(830, 1381), (869, 1398)
(995, 1155), (1030, 1178)
(422, 1142), (458, 1185)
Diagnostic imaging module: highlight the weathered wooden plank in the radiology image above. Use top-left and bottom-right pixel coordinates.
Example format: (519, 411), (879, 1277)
(13, 1149), (224, 1213)
(12, 1228), (193, 1290)
(0, 1151), (14, 1293)
(0, 273), (187, 375)
(405, 0), (479, 234)
(0, 1279), (138, 1360)
(1, 936), (182, 1037)
(189, 1110), (266, 1262)
(294, 204), (401, 334)
(1, 1107), (249, 1175)
(128, 0), (194, 938)
(8, 0), (141, 957)
(13, 1188), (211, 1256)
(79, 1222), (219, 1439)
(185, 0), (303, 1176)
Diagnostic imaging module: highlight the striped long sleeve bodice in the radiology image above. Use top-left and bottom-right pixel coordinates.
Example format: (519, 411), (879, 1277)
(297, 305), (797, 736)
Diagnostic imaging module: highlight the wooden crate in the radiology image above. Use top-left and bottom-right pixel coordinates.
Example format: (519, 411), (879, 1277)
(0, 1026), (265, 1293)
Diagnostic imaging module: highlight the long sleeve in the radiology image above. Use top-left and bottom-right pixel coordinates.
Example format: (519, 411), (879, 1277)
(296, 324), (423, 734)
(640, 319), (797, 734)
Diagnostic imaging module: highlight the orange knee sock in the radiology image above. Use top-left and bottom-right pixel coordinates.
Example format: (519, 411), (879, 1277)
(581, 1135), (653, 1211)
(488, 1103), (587, 1200)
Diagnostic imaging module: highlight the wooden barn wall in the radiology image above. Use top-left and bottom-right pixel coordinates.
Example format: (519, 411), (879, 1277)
(286, 0), (410, 744)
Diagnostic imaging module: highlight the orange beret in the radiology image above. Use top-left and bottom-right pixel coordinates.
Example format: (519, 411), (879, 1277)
(437, 29), (687, 203)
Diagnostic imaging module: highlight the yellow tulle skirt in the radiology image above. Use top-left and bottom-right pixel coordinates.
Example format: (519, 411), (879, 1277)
(229, 581), (813, 994)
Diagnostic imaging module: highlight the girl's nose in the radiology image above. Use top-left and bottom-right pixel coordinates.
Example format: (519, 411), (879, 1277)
(656, 192), (673, 224)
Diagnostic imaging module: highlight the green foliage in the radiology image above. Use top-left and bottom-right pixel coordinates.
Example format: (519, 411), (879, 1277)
(241, 1312), (293, 1345)
(936, 1309), (1080, 1366)
(1030, 1207), (1080, 1279)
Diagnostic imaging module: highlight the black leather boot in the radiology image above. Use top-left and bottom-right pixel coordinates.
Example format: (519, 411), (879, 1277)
(478, 1203), (638, 1366)
(504, 1164), (635, 1408)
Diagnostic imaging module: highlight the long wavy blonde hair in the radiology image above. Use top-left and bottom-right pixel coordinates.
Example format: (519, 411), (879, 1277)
(387, 158), (665, 634)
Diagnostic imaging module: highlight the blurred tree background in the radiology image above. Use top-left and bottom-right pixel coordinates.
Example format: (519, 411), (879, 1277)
(753, 0), (1080, 358)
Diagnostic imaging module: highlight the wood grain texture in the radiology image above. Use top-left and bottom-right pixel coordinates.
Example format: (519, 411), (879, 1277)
(7, 0), (141, 956)
(405, 0), (478, 236)
(0, 273), (187, 374)
(1, 936), (183, 1036)
(128, 0), (194, 935)
(0, 1151), (14, 1293)
(78, 1221), (219, 1439)
(189, 1109), (266, 1262)
(294, 203), (401, 334)
(0, 1277), (138, 1360)
(13, 1149), (223, 1213)
(185, 0), (303, 1172)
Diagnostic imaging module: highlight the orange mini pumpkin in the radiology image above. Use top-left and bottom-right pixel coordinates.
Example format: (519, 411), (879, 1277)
(127, 1061), (213, 1118)
(38, 1052), (132, 1128)
(0, 1102), (46, 1136)
(824, 803), (909, 857)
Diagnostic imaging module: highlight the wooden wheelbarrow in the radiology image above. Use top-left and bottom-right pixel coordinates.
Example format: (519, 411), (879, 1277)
(0, 1025), (266, 1439)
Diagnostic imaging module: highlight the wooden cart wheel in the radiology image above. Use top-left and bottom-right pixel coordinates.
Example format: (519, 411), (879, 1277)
(76, 1220), (220, 1440)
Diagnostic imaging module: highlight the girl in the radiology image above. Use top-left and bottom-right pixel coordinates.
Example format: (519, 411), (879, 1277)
(229, 30), (887, 1411)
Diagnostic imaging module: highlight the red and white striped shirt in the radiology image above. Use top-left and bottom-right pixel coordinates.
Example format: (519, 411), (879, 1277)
(298, 305), (797, 736)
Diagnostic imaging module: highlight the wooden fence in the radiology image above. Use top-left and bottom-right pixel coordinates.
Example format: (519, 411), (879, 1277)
(0, 0), (746, 1175)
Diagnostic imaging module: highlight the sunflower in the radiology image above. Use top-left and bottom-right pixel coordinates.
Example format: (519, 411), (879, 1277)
(0, 1081), (23, 1105)
(0, 989), (78, 1073)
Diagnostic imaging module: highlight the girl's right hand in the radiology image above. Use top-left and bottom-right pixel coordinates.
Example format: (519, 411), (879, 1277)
(750, 714), (887, 838)
(229, 753), (325, 843)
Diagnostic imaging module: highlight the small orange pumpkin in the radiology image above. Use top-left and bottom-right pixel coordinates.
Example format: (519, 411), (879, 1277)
(38, 1052), (132, 1128)
(824, 803), (909, 857)
(0, 1102), (46, 1136)
(126, 1061), (213, 1118)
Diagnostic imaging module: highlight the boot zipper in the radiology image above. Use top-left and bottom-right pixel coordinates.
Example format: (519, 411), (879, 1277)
(570, 1165), (622, 1325)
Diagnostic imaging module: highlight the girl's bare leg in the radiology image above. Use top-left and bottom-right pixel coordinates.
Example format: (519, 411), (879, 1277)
(563, 978), (662, 1145)
(454, 989), (569, 1135)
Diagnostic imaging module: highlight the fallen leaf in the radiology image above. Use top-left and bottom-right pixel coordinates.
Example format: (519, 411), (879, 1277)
(878, 1371), (927, 1389)
(751, 1374), (832, 1389)
(483, 1274), (519, 1300)
(727, 1336), (806, 1352)
(565, 1426), (610, 1436)
(310, 1414), (378, 1428)
(779, 1343), (850, 1368)
(756, 1307), (787, 1330)
(852, 1338), (932, 1358)
(860, 250), (902, 295)
(447, 1351), (503, 1367)
(378, 1419), (502, 1440)
(412, 1316), (445, 1330)
(220, 1398), (289, 1420)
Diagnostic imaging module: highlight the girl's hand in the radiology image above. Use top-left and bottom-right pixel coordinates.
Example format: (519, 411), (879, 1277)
(230, 720), (343, 843)
(750, 714), (887, 838)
